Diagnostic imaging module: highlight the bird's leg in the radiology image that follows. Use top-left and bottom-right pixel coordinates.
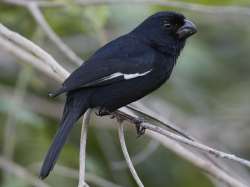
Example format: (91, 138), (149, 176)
(133, 117), (147, 138)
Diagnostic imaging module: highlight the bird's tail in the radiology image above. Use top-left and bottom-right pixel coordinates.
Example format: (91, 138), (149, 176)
(39, 91), (90, 179)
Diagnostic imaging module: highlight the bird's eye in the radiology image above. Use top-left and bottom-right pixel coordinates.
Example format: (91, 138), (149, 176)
(164, 23), (172, 29)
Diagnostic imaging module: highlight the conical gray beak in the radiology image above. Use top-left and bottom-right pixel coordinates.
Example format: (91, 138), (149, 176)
(176, 19), (197, 39)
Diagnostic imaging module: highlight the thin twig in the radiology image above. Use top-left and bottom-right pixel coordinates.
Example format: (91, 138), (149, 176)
(2, 0), (250, 16)
(0, 23), (69, 79)
(112, 110), (250, 169)
(0, 157), (50, 187)
(117, 120), (144, 187)
(78, 109), (92, 187)
(27, 3), (83, 66)
(126, 105), (193, 141)
(0, 36), (63, 82)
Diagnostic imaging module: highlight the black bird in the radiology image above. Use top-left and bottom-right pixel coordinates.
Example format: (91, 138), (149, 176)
(40, 11), (197, 179)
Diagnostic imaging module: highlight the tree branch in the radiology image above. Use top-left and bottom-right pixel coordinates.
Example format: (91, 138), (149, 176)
(117, 120), (144, 187)
(130, 100), (250, 184)
(2, 0), (250, 16)
(112, 110), (250, 169)
(0, 23), (69, 79)
(126, 104), (193, 140)
(78, 109), (92, 187)
(0, 36), (63, 82)
(27, 3), (83, 66)
(111, 110), (249, 187)
(146, 131), (248, 187)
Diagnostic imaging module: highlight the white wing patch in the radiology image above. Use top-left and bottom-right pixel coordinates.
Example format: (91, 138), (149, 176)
(123, 69), (152, 80)
(103, 69), (152, 81)
(83, 69), (152, 87)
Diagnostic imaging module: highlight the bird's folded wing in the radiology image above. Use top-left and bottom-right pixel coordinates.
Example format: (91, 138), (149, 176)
(51, 56), (154, 97)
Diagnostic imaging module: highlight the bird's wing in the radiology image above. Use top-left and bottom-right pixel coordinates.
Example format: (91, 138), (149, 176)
(51, 42), (155, 97)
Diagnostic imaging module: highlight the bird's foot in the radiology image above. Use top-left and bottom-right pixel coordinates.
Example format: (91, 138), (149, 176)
(95, 108), (115, 119)
(95, 108), (110, 116)
(133, 117), (147, 138)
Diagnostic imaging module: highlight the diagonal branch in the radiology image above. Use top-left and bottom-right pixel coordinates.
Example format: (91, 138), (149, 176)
(117, 120), (144, 187)
(126, 104), (193, 140)
(0, 36), (63, 82)
(146, 131), (248, 187)
(130, 101), (249, 184)
(0, 23), (69, 79)
(27, 3), (83, 66)
(112, 110), (250, 169)
(112, 111), (249, 187)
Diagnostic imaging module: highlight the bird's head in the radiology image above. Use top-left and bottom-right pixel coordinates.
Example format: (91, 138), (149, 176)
(132, 11), (197, 57)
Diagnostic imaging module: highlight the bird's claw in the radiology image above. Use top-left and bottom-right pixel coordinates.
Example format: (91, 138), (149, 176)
(134, 117), (147, 138)
(95, 108), (110, 116)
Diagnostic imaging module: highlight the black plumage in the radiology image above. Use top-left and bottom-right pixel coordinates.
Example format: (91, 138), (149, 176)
(40, 11), (197, 179)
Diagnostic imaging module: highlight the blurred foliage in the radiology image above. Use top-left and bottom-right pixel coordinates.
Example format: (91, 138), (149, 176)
(0, 0), (250, 187)
(43, 5), (110, 36)
(1, 176), (30, 187)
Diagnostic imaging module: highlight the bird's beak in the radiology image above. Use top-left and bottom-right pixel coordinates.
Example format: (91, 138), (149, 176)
(176, 19), (197, 39)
